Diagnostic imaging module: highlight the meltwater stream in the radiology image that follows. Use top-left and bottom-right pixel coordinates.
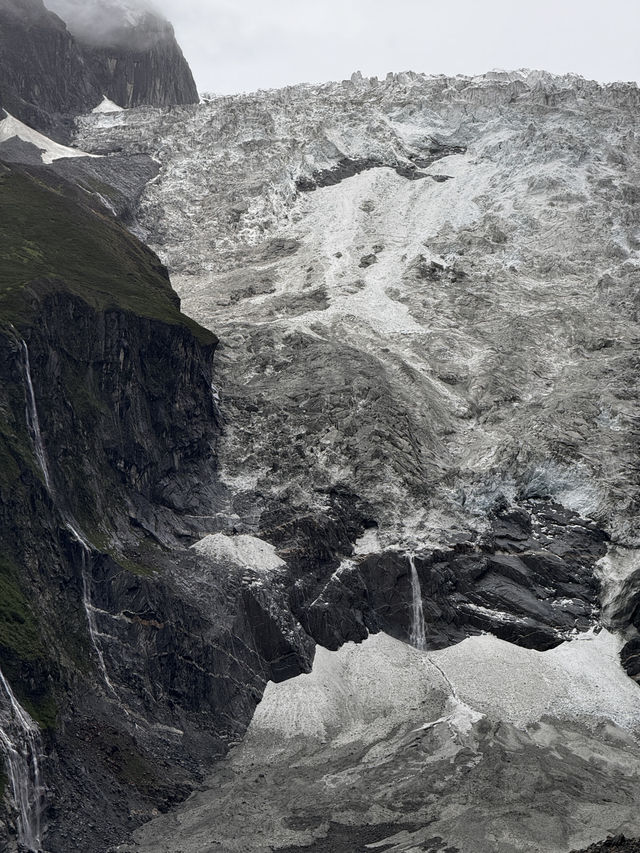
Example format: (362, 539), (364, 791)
(0, 668), (44, 851)
(20, 340), (114, 695)
(22, 341), (52, 494)
(409, 554), (427, 650)
(65, 523), (116, 694)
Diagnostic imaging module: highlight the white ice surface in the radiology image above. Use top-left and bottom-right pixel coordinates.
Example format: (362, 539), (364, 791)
(286, 162), (491, 338)
(250, 630), (640, 746)
(353, 528), (381, 555)
(192, 533), (285, 571)
(438, 628), (640, 729)
(251, 631), (448, 743)
(92, 97), (124, 114)
(0, 113), (97, 164)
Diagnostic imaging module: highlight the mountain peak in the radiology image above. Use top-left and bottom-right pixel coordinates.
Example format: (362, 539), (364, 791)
(0, 0), (198, 140)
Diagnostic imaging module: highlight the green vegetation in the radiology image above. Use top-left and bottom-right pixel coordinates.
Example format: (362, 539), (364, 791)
(21, 692), (57, 732)
(0, 558), (44, 664)
(0, 165), (215, 345)
(0, 557), (57, 730)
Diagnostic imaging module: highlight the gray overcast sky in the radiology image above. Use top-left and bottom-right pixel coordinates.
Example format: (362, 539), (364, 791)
(152, 0), (639, 95)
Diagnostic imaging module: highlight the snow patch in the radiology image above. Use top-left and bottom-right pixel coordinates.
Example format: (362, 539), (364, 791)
(192, 533), (285, 571)
(92, 96), (124, 114)
(249, 633), (448, 744)
(0, 113), (98, 164)
(353, 528), (381, 555)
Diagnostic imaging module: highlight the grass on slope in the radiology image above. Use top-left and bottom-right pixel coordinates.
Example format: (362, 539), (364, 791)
(0, 162), (215, 344)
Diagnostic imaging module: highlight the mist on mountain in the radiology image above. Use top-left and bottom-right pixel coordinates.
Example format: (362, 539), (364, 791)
(44, 0), (171, 49)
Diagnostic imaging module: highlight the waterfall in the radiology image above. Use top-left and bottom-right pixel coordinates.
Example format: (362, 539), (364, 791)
(65, 523), (115, 694)
(21, 342), (52, 494)
(20, 343), (113, 692)
(0, 668), (44, 852)
(408, 554), (427, 651)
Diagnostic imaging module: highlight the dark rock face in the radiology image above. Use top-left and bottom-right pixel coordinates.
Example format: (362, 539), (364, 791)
(0, 0), (197, 141)
(621, 637), (640, 682)
(0, 163), (313, 852)
(77, 13), (199, 110)
(571, 837), (640, 853)
(279, 501), (606, 653)
(296, 150), (464, 193)
(0, 0), (96, 138)
(295, 142), (466, 191)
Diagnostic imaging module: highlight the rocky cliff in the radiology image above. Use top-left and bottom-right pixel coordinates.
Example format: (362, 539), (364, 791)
(0, 0), (198, 142)
(0, 161), (312, 852)
(2, 7), (640, 847)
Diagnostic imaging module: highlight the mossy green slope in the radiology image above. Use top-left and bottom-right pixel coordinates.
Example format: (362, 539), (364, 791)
(0, 161), (215, 344)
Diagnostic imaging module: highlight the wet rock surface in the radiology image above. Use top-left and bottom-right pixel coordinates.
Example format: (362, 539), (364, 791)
(572, 838), (640, 853)
(292, 501), (606, 652)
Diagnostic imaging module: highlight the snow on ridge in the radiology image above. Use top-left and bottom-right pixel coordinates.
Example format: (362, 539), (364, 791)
(0, 113), (98, 164)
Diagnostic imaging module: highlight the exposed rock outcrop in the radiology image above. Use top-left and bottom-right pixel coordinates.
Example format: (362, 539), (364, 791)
(0, 0), (95, 138)
(572, 838), (640, 853)
(285, 501), (606, 653)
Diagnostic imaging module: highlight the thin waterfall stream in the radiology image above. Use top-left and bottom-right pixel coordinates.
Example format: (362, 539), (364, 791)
(19, 339), (115, 696)
(65, 523), (116, 695)
(0, 668), (44, 852)
(408, 553), (427, 650)
(21, 341), (52, 494)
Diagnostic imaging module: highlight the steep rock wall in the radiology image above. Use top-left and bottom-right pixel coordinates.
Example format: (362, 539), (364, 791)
(0, 163), (313, 852)
(0, 0), (198, 142)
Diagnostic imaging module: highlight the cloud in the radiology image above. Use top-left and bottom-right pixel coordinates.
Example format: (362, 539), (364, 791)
(45, 0), (640, 94)
(146, 0), (640, 94)
(44, 0), (167, 48)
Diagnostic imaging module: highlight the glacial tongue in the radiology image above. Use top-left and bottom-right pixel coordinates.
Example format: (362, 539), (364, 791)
(71, 69), (640, 852)
(130, 632), (640, 853)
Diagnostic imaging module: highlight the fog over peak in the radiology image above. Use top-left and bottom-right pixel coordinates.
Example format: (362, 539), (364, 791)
(44, 0), (171, 48)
